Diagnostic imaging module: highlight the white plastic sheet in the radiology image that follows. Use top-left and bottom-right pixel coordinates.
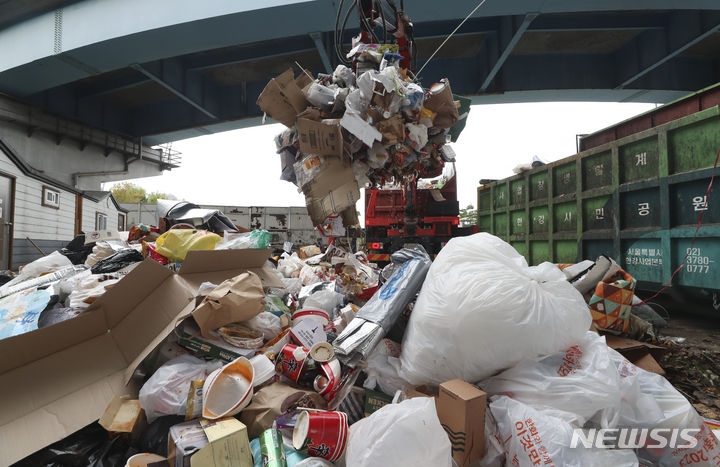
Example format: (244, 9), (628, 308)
(345, 397), (451, 467)
(396, 233), (591, 385)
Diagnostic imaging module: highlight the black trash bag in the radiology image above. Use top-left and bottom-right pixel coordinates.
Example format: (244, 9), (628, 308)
(13, 422), (137, 467)
(137, 415), (184, 457)
(60, 234), (94, 265)
(90, 249), (144, 274)
(0, 273), (14, 286)
(38, 305), (84, 328)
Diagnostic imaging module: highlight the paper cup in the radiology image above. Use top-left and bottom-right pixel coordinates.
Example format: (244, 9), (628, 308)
(249, 354), (276, 387)
(261, 328), (291, 360)
(276, 344), (310, 383)
(202, 356), (254, 420)
(292, 307), (330, 326)
(125, 453), (165, 467)
(314, 358), (342, 399)
(309, 342), (334, 362)
(292, 410), (348, 462)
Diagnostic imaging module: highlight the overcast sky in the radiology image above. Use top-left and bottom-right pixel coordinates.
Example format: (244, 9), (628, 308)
(105, 101), (656, 221)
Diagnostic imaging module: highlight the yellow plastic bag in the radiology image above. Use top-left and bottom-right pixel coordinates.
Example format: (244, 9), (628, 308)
(155, 229), (221, 262)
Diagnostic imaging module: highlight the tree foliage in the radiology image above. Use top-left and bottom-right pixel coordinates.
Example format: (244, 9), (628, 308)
(111, 183), (176, 203)
(111, 182), (146, 203)
(459, 204), (477, 226)
(146, 191), (177, 203)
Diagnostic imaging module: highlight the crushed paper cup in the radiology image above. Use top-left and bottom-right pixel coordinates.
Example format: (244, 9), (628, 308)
(202, 356), (254, 420)
(276, 344), (310, 383)
(315, 358), (342, 399)
(292, 409), (348, 462)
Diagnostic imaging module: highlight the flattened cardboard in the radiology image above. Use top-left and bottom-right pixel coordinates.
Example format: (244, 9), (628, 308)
(0, 249), (278, 465)
(438, 379), (486, 466)
(297, 118), (343, 157)
(605, 335), (667, 375)
(302, 157), (360, 226)
(256, 69), (309, 128)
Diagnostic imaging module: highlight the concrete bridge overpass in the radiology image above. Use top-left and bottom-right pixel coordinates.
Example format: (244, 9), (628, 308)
(1, 0), (720, 145)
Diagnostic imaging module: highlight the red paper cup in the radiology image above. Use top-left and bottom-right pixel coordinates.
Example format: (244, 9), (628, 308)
(314, 358), (342, 398)
(292, 308), (330, 326)
(276, 344), (309, 383)
(292, 410), (348, 462)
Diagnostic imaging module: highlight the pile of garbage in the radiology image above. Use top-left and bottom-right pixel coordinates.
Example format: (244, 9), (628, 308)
(3, 229), (719, 467)
(259, 54), (467, 226)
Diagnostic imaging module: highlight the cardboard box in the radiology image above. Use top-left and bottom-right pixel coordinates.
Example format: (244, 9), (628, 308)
(168, 417), (253, 467)
(406, 381), (486, 466)
(297, 118), (343, 157)
(256, 69), (311, 128)
(438, 380), (486, 466)
(98, 396), (146, 443)
(302, 157), (360, 226)
(0, 249), (283, 465)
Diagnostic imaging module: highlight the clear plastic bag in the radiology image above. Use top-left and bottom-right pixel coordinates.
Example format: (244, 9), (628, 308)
(138, 355), (221, 423)
(305, 82), (337, 109)
(345, 397), (451, 467)
(396, 233), (591, 385)
(363, 339), (407, 396)
(244, 312), (282, 341)
(216, 230), (271, 250)
(294, 155), (324, 188)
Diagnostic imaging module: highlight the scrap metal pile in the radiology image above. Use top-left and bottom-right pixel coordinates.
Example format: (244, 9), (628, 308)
(259, 51), (465, 226)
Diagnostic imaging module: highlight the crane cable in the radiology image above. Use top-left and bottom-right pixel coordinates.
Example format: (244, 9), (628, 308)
(416, 0), (489, 77)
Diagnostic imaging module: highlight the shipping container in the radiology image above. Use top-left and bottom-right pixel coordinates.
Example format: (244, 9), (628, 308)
(477, 105), (719, 306)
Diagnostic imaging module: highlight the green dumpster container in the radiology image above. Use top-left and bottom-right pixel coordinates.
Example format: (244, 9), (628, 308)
(477, 106), (719, 305)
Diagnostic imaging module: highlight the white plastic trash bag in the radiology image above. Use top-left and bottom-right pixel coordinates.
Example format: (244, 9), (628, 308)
(139, 355), (221, 423)
(597, 349), (720, 466)
(345, 397), (451, 467)
(480, 332), (621, 426)
(490, 396), (639, 467)
(3, 251), (72, 290)
(396, 233), (591, 385)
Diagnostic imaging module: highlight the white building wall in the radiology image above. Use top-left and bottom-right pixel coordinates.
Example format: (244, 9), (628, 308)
(83, 197), (121, 233)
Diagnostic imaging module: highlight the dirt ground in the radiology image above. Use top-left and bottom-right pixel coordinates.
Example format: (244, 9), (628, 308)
(658, 314), (720, 420)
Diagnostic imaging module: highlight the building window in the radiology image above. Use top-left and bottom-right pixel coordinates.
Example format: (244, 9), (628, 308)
(118, 213), (126, 231)
(95, 212), (107, 230)
(42, 186), (60, 209)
